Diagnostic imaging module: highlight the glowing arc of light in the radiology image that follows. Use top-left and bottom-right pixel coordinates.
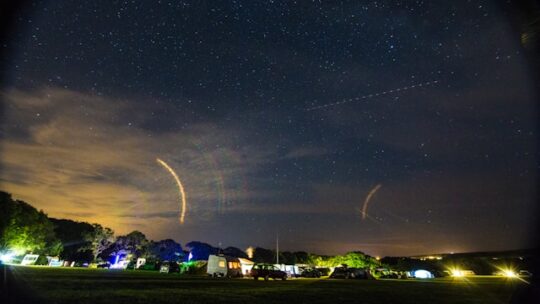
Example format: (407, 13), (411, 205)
(156, 158), (187, 224)
(306, 80), (439, 111)
(361, 184), (382, 220)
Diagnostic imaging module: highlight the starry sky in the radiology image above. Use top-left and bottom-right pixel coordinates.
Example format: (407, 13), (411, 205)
(0, 1), (537, 257)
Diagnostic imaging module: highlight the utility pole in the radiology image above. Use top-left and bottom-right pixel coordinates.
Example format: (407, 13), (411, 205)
(276, 232), (279, 265)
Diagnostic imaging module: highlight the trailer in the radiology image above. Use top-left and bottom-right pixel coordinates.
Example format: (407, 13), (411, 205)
(207, 255), (243, 278)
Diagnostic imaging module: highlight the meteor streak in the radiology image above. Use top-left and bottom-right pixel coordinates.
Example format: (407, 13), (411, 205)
(156, 158), (187, 224)
(306, 80), (439, 111)
(361, 184), (382, 220)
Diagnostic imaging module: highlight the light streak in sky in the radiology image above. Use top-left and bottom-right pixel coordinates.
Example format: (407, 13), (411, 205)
(361, 184), (382, 220)
(156, 158), (187, 224)
(306, 80), (439, 111)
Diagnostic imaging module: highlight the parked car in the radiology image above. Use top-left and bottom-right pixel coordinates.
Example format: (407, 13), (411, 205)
(330, 267), (370, 279)
(519, 270), (532, 277)
(97, 262), (111, 268)
(379, 272), (399, 279)
(250, 263), (287, 280)
(316, 267), (331, 276)
(330, 267), (349, 279)
(301, 268), (322, 278)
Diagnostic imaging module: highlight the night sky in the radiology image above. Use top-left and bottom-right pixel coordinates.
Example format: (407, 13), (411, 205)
(0, 1), (537, 257)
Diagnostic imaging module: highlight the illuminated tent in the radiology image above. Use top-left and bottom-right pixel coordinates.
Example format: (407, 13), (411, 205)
(412, 269), (434, 279)
(238, 258), (254, 276)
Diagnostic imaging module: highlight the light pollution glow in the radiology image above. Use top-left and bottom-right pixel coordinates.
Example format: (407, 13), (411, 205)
(156, 158), (187, 224)
(361, 184), (382, 220)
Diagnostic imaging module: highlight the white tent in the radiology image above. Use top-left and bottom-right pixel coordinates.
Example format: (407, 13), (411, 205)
(238, 258), (254, 276)
(275, 264), (300, 277)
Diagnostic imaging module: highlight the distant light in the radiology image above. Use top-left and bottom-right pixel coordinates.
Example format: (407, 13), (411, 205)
(414, 269), (433, 279)
(375, 256), (380, 261)
(246, 247), (254, 259)
(451, 269), (464, 277)
(0, 252), (14, 263)
(188, 252), (193, 261)
(503, 269), (517, 278)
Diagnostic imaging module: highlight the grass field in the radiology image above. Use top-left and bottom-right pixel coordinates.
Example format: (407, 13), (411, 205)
(1, 266), (531, 304)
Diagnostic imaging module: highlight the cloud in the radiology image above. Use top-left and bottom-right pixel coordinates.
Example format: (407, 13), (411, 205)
(1, 86), (536, 254)
(0, 87), (275, 236)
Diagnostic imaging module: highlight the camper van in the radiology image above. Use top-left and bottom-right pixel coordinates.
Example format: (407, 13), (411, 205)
(207, 255), (243, 278)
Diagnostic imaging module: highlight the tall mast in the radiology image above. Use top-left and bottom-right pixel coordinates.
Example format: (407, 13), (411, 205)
(276, 232), (279, 265)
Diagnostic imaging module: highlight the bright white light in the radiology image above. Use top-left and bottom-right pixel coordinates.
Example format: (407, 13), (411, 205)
(451, 269), (464, 277)
(414, 269), (433, 279)
(1, 253), (14, 263)
(503, 270), (517, 278)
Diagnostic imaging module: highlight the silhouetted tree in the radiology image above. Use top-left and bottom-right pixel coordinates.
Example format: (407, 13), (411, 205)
(222, 246), (248, 258)
(280, 251), (296, 264)
(294, 251), (310, 264)
(80, 223), (115, 262)
(253, 247), (275, 263)
(51, 218), (94, 262)
(149, 239), (183, 262)
(185, 241), (218, 260)
(104, 231), (150, 259)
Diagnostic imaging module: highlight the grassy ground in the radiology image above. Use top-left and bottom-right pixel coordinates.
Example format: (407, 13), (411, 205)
(1, 265), (531, 304)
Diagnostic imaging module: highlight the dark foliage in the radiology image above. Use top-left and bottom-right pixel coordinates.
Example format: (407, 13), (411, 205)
(102, 230), (149, 260)
(222, 246), (248, 259)
(253, 247), (275, 264)
(50, 218), (94, 262)
(149, 239), (183, 262)
(280, 251), (297, 264)
(185, 241), (218, 261)
(293, 251), (310, 264)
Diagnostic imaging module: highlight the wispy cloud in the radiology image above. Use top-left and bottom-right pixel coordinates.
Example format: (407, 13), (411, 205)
(0, 87), (275, 236)
(1, 87), (535, 255)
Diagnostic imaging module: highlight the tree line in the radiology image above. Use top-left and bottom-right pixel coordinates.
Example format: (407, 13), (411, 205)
(1, 190), (380, 269)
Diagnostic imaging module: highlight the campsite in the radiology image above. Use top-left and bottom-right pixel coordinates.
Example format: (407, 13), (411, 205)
(1, 1), (539, 303)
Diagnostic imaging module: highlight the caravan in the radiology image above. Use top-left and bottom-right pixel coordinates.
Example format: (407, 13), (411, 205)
(207, 255), (243, 278)
(20, 254), (39, 266)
